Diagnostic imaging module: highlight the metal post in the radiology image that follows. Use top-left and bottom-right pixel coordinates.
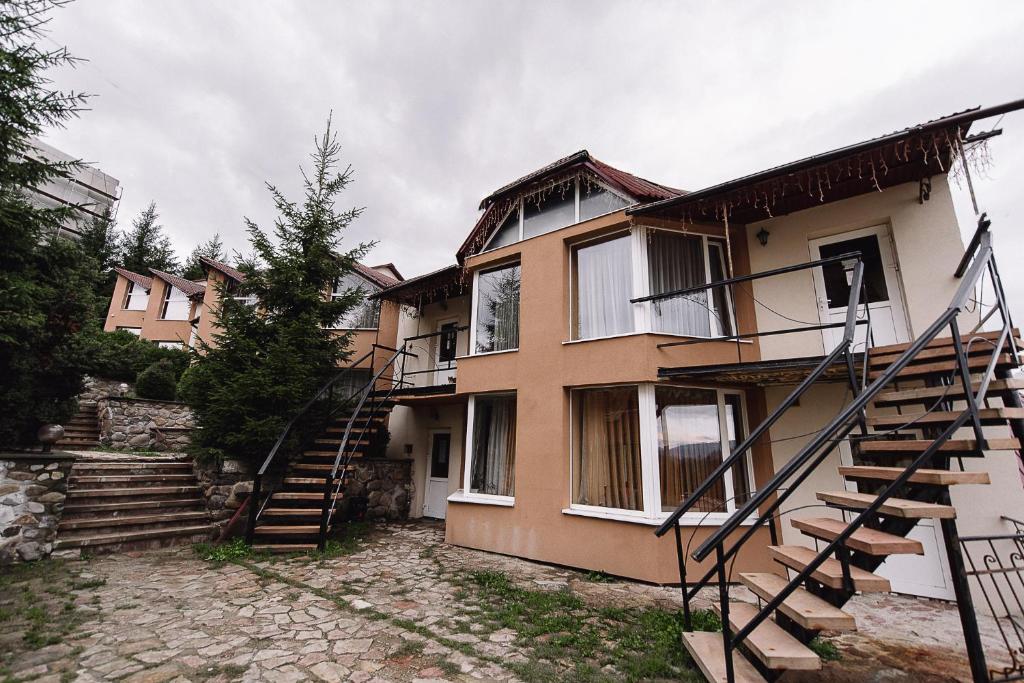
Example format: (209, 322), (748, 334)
(716, 544), (735, 683)
(950, 318), (988, 449)
(245, 475), (260, 545)
(674, 524), (692, 630)
(938, 498), (990, 683)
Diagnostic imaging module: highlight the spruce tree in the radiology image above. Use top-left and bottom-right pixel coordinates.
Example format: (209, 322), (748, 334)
(178, 119), (371, 464)
(0, 0), (102, 446)
(181, 232), (225, 280)
(78, 206), (120, 306)
(119, 201), (179, 274)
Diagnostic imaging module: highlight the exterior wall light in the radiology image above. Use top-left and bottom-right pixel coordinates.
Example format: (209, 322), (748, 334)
(756, 227), (770, 246)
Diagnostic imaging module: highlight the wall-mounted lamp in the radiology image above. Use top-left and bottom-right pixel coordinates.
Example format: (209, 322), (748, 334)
(756, 227), (770, 247)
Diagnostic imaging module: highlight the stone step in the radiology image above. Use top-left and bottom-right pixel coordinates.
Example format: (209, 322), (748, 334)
(681, 632), (766, 683)
(816, 490), (956, 519)
(58, 511), (211, 530)
(790, 517), (924, 556)
(711, 602), (821, 671)
(62, 499), (204, 514)
(739, 572), (856, 631)
(873, 378), (1024, 407)
(53, 524), (216, 549)
(838, 466), (990, 486)
(767, 545), (891, 592)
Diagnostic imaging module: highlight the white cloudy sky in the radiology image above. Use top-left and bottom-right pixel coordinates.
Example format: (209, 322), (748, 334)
(42, 1), (1024, 312)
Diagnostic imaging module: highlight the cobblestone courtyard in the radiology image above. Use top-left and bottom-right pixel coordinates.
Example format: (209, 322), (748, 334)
(0, 521), (1010, 682)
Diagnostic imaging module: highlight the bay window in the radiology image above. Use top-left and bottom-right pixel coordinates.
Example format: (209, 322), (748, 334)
(572, 234), (633, 340)
(465, 393), (517, 499)
(473, 263), (520, 354)
(570, 384), (752, 522)
(160, 285), (190, 320)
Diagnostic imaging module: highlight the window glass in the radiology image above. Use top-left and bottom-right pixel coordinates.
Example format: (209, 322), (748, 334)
(160, 285), (190, 320)
(487, 207), (520, 250)
(707, 243), (735, 337)
(116, 327), (141, 336)
(725, 393), (751, 507)
(523, 183), (576, 239)
(580, 184), (630, 221)
(333, 274), (381, 329)
(156, 341), (183, 350)
(430, 432), (451, 479)
(573, 235), (633, 339)
(573, 386), (643, 510)
(123, 282), (149, 311)
(818, 235), (888, 309)
(474, 264), (520, 353)
(648, 231), (710, 336)
(656, 386), (725, 513)
(470, 394), (517, 496)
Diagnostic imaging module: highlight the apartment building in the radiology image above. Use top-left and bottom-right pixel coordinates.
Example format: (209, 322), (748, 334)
(27, 138), (120, 240)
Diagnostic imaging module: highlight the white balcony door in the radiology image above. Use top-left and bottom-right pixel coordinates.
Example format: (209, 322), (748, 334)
(809, 225), (910, 354)
(423, 431), (451, 519)
(434, 319), (459, 386)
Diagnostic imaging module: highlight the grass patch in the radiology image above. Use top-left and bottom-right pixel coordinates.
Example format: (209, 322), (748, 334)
(391, 639), (425, 658)
(809, 636), (841, 661)
(193, 538), (266, 563)
(583, 570), (614, 583)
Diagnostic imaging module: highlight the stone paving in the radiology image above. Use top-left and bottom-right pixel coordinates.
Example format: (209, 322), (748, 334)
(1, 520), (1015, 682)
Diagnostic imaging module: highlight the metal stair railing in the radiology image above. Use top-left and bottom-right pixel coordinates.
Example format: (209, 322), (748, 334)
(680, 217), (1019, 683)
(245, 349), (376, 544)
(651, 254), (872, 628)
(316, 342), (417, 549)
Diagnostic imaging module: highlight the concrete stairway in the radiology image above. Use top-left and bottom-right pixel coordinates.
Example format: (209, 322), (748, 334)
(56, 402), (101, 450)
(56, 457), (215, 554)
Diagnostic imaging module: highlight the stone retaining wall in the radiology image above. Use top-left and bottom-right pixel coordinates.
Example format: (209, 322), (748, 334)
(194, 458), (252, 528)
(0, 453), (75, 564)
(79, 376), (132, 404)
(96, 396), (194, 452)
(344, 459), (413, 521)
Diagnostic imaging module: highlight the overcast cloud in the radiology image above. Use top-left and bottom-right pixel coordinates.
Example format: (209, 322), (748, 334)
(40, 1), (1024, 316)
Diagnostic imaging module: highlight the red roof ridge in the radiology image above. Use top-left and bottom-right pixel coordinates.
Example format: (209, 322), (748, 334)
(199, 255), (246, 283)
(113, 267), (153, 291)
(149, 268), (206, 299)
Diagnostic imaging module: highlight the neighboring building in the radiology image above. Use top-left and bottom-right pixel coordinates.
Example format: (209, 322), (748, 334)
(366, 105), (1024, 603)
(26, 138), (120, 240)
(103, 259), (402, 356)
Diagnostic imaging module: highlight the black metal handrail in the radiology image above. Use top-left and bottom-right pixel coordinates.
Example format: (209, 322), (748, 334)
(244, 349), (375, 543)
(681, 221), (1016, 683)
(399, 325), (469, 386)
(315, 342), (416, 548)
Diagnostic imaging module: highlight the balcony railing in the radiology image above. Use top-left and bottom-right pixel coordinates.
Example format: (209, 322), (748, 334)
(397, 325), (469, 390)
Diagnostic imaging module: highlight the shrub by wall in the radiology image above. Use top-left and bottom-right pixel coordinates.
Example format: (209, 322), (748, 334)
(136, 360), (178, 401)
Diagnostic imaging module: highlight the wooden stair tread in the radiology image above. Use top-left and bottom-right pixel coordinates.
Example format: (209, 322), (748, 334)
(856, 438), (1021, 455)
(69, 474), (196, 484)
(58, 511), (210, 529)
(791, 517), (924, 555)
(253, 525), (320, 534)
(739, 573), (856, 631)
(271, 492), (342, 500)
(816, 490), (956, 518)
(62, 499), (203, 513)
(866, 407), (1024, 428)
(283, 477), (340, 485)
(869, 329), (1018, 356)
(767, 545), (890, 592)
(53, 524), (215, 549)
(252, 544), (317, 552)
(868, 354), (1014, 380)
(292, 463), (356, 472)
(874, 379), (1024, 407)
(67, 486), (201, 497)
(869, 337), (1022, 366)
(838, 466), (990, 486)
(71, 462), (192, 471)
(262, 508), (322, 516)
(681, 632), (766, 683)
(712, 602), (820, 671)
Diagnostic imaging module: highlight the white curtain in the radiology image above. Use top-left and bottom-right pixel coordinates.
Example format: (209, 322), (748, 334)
(471, 396), (517, 496)
(648, 231), (711, 336)
(575, 235), (633, 339)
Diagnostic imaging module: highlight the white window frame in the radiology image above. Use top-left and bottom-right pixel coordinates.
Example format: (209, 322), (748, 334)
(565, 382), (755, 526)
(329, 273), (381, 331)
(456, 392), (517, 506)
(116, 326), (141, 336)
(566, 225), (737, 343)
(156, 340), (184, 350)
(122, 281), (149, 311)
(469, 263), (521, 356)
(480, 177), (633, 252)
(160, 285), (190, 321)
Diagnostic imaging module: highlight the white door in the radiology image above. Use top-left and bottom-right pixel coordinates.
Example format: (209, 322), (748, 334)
(810, 225), (910, 353)
(433, 320), (459, 386)
(423, 431), (451, 519)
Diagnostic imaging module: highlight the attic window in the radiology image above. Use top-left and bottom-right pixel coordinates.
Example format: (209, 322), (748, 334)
(481, 177), (631, 252)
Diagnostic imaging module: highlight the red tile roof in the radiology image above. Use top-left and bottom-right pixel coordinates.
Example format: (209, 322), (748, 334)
(199, 256), (246, 283)
(352, 262), (400, 289)
(149, 268), (206, 299)
(113, 267), (152, 291)
(370, 262), (404, 281)
(458, 150), (683, 262)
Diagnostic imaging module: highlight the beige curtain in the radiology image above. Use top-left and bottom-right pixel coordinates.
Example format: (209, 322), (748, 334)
(656, 387), (726, 513)
(574, 388), (643, 510)
(471, 396), (516, 496)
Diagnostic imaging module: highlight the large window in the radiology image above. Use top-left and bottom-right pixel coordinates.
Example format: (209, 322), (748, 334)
(332, 274), (381, 329)
(648, 231), (734, 337)
(160, 285), (190, 320)
(122, 281), (149, 311)
(572, 234), (633, 340)
(482, 177), (632, 252)
(466, 393), (517, 498)
(473, 263), (520, 354)
(570, 384), (752, 521)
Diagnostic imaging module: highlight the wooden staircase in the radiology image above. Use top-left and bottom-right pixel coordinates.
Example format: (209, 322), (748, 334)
(682, 330), (1024, 682)
(56, 402), (101, 450)
(249, 397), (393, 553)
(56, 457), (215, 554)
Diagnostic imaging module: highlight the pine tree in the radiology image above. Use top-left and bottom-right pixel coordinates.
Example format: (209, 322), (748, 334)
(0, 0), (103, 446)
(178, 118), (371, 464)
(119, 201), (179, 275)
(181, 233), (225, 280)
(77, 206), (120, 306)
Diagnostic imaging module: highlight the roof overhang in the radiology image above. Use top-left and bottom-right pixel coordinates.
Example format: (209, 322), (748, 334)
(372, 264), (469, 307)
(659, 354), (864, 386)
